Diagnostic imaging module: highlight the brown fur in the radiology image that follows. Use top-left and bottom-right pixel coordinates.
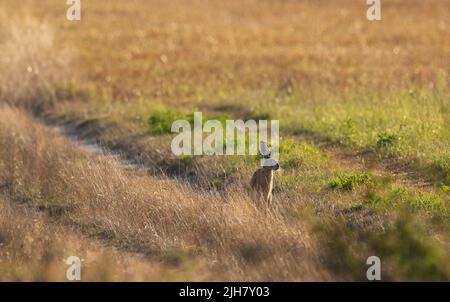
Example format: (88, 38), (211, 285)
(250, 167), (276, 206)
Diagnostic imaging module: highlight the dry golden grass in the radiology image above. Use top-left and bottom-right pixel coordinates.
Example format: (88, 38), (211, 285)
(0, 14), (72, 110)
(0, 196), (213, 281)
(0, 105), (334, 281)
(0, 1), (449, 281)
(6, 0), (449, 100)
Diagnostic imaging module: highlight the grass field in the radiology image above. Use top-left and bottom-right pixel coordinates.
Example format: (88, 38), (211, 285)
(0, 0), (449, 281)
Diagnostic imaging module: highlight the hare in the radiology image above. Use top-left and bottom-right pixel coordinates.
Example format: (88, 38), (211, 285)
(249, 141), (280, 206)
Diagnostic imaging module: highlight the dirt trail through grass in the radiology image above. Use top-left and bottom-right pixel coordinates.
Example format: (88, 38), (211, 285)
(33, 109), (450, 281)
(1, 106), (338, 281)
(1, 1), (449, 281)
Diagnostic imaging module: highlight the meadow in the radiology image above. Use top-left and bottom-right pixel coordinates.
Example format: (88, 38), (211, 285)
(0, 0), (449, 281)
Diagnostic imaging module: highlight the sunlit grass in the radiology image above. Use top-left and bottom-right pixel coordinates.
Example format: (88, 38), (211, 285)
(0, 0), (449, 281)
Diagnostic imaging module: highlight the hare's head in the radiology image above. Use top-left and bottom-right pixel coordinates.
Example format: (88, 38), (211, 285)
(262, 158), (280, 171)
(260, 141), (280, 171)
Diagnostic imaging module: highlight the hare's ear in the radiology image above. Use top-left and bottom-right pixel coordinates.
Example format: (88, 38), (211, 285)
(260, 141), (271, 158)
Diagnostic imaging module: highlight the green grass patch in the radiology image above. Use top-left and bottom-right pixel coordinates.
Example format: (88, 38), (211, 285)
(328, 173), (372, 191)
(376, 131), (399, 149)
(282, 86), (450, 180)
(147, 108), (231, 135)
(147, 108), (194, 135)
(279, 139), (327, 170)
(437, 182), (450, 194)
(365, 186), (449, 218)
